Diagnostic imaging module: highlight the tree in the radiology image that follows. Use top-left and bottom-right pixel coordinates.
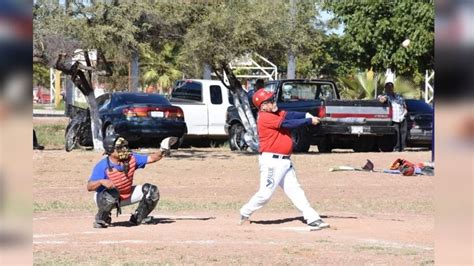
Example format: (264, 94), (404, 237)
(323, 0), (434, 81)
(178, 1), (337, 150)
(180, 1), (292, 150)
(140, 43), (182, 93)
(338, 71), (419, 100)
(33, 63), (50, 87)
(33, 0), (208, 150)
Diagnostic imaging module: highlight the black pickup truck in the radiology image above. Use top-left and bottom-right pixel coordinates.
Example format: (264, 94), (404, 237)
(225, 79), (396, 153)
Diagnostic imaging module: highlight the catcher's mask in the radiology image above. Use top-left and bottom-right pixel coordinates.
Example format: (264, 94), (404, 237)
(103, 134), (131, 160)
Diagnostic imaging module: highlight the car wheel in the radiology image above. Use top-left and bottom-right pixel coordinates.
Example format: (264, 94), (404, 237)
(292, 127), (310, 153)
(377, 135), (395, 152)
(229, 123), (248, 151)
(353, 136), (376, 152)
(170, 137), (183, 150)
(65, 122), (79, 152)
(104, 123), (116, 137)
(317, 138), (332, 153)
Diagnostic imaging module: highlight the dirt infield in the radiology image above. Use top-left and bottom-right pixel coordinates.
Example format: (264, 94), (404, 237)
(33, 146), (434, 265)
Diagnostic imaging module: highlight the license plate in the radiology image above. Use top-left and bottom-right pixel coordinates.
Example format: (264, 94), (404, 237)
(150, 111), (163, 118)
(351, 126), (364, 134)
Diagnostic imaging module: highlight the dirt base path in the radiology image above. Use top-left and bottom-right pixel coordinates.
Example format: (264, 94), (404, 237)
(33, 148), (434, 265)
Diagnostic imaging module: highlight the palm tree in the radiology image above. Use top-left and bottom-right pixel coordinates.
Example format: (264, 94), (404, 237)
(338, 71), (419, 100)
(140, 43), (182, 94)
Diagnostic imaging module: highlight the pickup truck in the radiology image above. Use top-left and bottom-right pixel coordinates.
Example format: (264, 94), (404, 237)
(225, 79), (396, 153)
(169, 79), (232, 141)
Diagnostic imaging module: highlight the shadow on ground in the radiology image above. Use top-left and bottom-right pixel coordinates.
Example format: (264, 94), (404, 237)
(251, 214), (358, 225)
(111, 216), (216, 227)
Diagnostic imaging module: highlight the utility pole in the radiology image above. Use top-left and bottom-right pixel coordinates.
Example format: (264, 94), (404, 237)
(287, 0), (296, 79)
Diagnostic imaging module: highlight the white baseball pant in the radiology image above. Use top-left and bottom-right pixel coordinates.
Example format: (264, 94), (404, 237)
(240, 152), (321, 224)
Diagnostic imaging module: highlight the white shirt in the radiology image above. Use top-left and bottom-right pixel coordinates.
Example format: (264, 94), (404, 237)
(386, 94), (407, 122)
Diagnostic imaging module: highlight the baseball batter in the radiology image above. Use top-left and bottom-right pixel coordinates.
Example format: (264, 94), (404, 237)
(239, 89), (329, 230)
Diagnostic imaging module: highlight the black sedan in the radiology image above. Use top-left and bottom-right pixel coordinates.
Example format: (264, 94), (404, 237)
(67, 92), (187, 149)
(405, 99), (433, 148)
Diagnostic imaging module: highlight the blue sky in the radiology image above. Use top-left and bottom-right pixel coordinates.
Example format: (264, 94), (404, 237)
(319, 10), (345, 35)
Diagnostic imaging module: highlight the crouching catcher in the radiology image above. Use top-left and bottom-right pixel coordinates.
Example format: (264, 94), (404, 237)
(87, 134), (176, 228)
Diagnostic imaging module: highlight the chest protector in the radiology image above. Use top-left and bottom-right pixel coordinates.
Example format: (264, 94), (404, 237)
(106, 156), (137, 200)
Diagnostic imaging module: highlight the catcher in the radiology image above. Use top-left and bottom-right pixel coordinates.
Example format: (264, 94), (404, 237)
(87, 134), (177, 228)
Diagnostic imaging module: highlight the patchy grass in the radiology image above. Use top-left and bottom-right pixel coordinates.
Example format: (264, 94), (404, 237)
(34, 124), (66, 148)
(210, 140), (229, 149)
(33, 101), (66, 111)
(315, 239), (332, 243)
(319, 198), (434, 216)
(33, 200), (95, 212)
(353, 244), (421, 258)
(354, 245), (386, 253)
(33, 198), (295, 214)
(33, 252), (112, 266)
(157, 199), (243, 211)
(419, 259), (435, 265)
(156, 199), (295, 212)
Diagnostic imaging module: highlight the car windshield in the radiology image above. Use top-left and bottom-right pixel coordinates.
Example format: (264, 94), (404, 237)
(114, 94), (170, 106)
(171, 81), (202, 102)
(280, 82), (336, 102)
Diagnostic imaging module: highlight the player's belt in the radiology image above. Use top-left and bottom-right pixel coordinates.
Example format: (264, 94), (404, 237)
(271, 154), (290, 160)
(260, 152), (291, 160)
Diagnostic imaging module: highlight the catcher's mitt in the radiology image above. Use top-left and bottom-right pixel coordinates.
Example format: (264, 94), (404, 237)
(160, 137), (178, 156)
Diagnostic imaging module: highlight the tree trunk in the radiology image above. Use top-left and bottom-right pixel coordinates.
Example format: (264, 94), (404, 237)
(130, 49), (140, 91)
(55, 53), (103, 151)
(214, 63), (259, 151)
(65, 78), (74, 116)
(85, 92), (103, 150)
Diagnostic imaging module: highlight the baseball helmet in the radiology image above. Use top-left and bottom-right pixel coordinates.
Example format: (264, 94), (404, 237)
(103, 134), (120, 154)
(252, 89), (274, 109)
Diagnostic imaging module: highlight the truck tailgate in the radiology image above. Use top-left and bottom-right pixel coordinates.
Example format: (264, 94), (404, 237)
(322, 100), (391, 121)
(318, 100), (393, 136)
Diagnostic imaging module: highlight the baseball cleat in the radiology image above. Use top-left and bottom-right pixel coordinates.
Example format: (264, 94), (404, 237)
(238, 215), (250, 225)
(93, 220), (108, 229)
(308, 219), (330, 230)
(130, 215), (154, 225)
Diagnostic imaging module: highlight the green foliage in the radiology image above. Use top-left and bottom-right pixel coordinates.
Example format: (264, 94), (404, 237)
(338, 72), (383, 100)
(33, 63), (50, 87)
(179, 1), (335, 79)
(391, 77), (421, 99)
(33, 0), (433, 87)
(323, 0), (434, 77)
(34, 0), (210, 87)
(140, 43), (182, 89)
(338, 71), (420, 100)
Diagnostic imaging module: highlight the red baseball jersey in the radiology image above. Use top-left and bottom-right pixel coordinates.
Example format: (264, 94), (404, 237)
(257, 110), (293, 155)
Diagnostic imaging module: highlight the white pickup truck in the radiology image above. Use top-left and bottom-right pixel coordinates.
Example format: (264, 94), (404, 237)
(169, 79), (232, 140)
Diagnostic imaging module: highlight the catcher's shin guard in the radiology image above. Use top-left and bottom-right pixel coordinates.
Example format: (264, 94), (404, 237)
(94, 188), (120, 228)
(130, 183), (160, 225)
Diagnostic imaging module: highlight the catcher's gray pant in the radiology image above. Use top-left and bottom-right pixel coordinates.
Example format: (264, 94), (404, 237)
(240, 152), (321, 224)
